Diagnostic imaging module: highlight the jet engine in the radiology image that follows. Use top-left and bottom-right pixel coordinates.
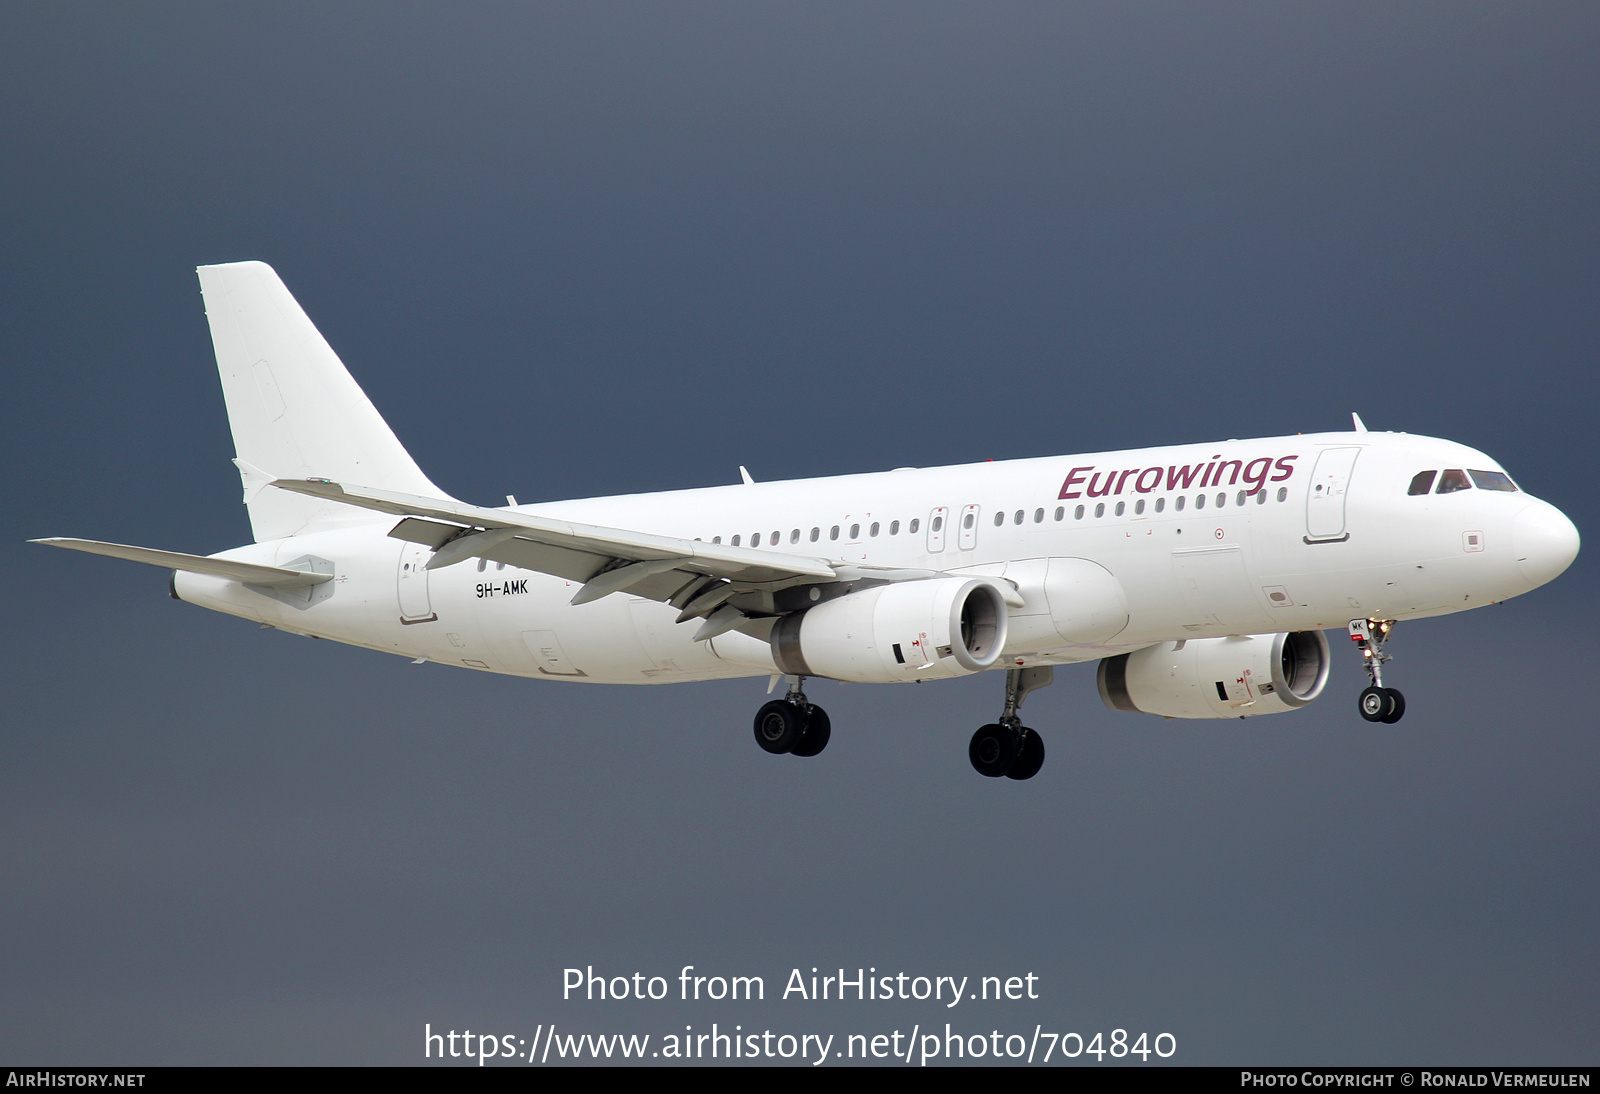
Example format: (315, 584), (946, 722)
(770, 577), (1009, 683)
(1097, 631), (1330, 719)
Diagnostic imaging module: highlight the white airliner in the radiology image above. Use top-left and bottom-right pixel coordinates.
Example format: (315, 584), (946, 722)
(36, 262), (1581, 780)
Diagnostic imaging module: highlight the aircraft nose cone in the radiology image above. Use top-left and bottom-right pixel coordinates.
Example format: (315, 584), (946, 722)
(1513, 500), (1580, 589)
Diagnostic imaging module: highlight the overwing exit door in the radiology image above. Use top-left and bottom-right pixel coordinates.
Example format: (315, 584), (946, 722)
(958, 504), (980, 550)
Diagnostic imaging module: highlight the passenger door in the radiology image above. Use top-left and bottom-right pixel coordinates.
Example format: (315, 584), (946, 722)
(1305, 447), (1361, 542)
(397, 542), (436, 622)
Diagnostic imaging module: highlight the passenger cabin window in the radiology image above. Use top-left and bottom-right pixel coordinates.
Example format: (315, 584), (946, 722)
(850, 523), (860, 539)
(909, 519), (920, 534)
(1469, 469), (1518, 492)
(1408, 470), (1437, 496)
(993, 511), (1004, 527)
(1054, 507), (1064, 521)
(930, 517), (941, 532)
(1034, 508), (1044, 523)
(770, 531), (780, 545)
(1175, 496), (1185, 511)
(713, 536), (722, 544)
(1094, 503), (1105, 518)
(1276, 487), (1287, 502)
(889, 520), (900, 535)
(1155, 498), (1165, 513)
(964, 512), (975, 529)
(732, 534), (741, 547)
(1114, 501), (1125, 516)
(809, 527), (819, 542)
(1436, 469), (1472, 494)
(830, 525), (840, 541)
(1074, 505), (1085, 519)
(1134, 499), (1145, 514)
(1013, 510), (1024, 525)
(870, 522), (880, 537)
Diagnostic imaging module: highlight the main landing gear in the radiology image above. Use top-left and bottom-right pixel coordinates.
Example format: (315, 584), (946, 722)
(1349, 618), (1406, 724)
(752, 677), (831, 758)
(969, 666), (1053, 780)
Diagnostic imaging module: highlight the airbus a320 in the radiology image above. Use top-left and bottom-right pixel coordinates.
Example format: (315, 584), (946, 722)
(36, 263), (1581, 780)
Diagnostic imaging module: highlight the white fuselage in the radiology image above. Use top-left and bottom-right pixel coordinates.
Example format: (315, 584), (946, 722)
(173, 430), (1575, 685)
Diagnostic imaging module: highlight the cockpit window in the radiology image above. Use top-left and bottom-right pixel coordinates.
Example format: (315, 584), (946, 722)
(1468, 469), (1518, 492)
(1436, 468), (1472, 494)
(1407, 470), (1437, 496)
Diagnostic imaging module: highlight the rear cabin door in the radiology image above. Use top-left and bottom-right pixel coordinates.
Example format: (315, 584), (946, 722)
(397, 542), (436, 622)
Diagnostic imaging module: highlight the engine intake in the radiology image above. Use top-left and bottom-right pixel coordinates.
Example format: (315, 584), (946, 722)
(771, 577), (1009, 683)
(1097, 631), (1330, 719)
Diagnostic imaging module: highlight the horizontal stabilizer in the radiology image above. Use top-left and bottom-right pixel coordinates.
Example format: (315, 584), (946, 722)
(31, 538), (333, 588)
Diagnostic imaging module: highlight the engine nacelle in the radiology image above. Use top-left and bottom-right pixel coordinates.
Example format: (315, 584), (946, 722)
(1097, 631), (1330, 719)
(770, 577), (1009, 683)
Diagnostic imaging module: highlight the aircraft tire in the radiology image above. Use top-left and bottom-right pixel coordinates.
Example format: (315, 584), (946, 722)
(1358, 686), (1391, 723)
(754, 700), (805, 754)
(790, 705), (831, 757)
(1379, 688), (1406, 724)
(1006, 728), (1045, 781)
(969, 723), (1021, 778)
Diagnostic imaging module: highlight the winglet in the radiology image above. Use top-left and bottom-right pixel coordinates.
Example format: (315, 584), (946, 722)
(1352, 412), (1368, 433)
(739, 466), (755, 485)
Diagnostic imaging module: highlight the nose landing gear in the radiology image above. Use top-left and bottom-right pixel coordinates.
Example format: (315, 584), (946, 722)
(752, 677), (831, 757)
(1349, 618), (1405, 723)
(969, 666), (1052, 780)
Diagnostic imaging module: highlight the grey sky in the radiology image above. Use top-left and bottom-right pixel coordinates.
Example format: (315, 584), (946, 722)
(3, 4), (1596, 1064)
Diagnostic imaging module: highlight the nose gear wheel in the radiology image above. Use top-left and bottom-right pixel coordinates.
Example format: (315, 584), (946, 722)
(1350, 619), (1405, 724)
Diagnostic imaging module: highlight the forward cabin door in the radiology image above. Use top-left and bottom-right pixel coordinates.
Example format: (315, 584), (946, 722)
(1305, 446), (1361, 542)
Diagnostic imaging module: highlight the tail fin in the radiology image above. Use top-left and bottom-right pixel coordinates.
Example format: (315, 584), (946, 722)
(196, 261), (450, 541)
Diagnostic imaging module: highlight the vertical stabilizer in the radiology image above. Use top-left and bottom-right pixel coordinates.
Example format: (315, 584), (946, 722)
(196, 261), (450, 541)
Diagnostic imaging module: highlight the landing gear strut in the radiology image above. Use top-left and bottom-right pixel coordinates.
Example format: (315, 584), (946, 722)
(1349, 618), (1405, 724)
(969, 666), (1052, 780)
(753, 676), (831, 758)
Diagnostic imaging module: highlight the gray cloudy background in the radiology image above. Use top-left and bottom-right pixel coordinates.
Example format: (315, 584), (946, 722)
(3, 3), (1596, 1066)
